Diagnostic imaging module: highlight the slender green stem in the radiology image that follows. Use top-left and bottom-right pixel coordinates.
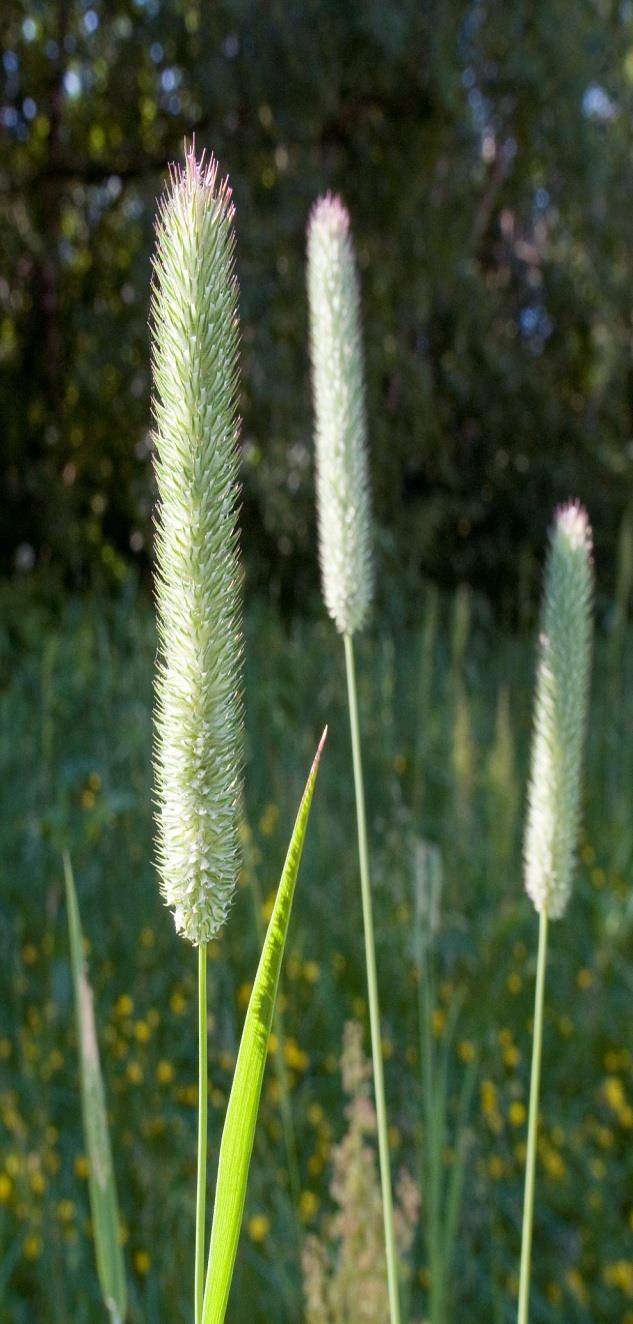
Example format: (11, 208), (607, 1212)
(517, 910), (549, 1324)
(195, 943), (208, 1324)
(344, 631), (401, 1324)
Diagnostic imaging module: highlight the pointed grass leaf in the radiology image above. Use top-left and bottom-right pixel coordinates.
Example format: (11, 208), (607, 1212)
(202, 729), (327, 1324)
(63, 853), (127, 1324)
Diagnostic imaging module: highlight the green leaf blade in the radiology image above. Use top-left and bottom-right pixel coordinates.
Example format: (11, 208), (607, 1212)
(202, 729), (326, 1324)
(63, 853), (127, 1324)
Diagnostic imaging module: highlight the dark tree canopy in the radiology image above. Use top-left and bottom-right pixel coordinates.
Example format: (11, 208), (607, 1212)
(2, 0), (633, 609)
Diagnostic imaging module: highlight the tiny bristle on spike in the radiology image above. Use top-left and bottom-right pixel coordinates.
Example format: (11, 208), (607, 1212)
(523, 500), (594, 920)
(307, 193), (373, 636)
(151, 146), (243, 946)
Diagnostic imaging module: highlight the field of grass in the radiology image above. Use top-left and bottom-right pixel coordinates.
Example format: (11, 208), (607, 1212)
(1, 578), (632, 1322)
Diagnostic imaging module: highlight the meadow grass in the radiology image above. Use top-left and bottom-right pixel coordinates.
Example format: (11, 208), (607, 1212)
(1, 580), (633, 1322)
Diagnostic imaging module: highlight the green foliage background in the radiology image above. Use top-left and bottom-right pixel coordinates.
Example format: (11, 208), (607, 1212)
(3, 0), (633, 604)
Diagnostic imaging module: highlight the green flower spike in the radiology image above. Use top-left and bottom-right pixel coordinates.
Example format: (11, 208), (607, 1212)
(518, 502), (594, 1324)
(307, 195), (400, 1324)
(524, 500), (594, 920)
(307, 193), (373, 637)
(151, 145), (243, 947)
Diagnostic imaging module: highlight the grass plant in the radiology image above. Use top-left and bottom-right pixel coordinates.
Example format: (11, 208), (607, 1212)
(63, 147), (326, 1324)
(518, 502), (594, 1324)
(307, 193), (401, 1324)
(151, 145), (243, 1324)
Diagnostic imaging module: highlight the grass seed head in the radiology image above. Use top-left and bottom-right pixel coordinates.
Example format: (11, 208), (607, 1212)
(524, 501), (594, 919)
(307, 194), (373, 636)
(151, 145), (243, 946)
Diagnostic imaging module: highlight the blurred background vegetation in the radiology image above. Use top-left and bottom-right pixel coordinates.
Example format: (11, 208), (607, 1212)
(3, 0), (633, 610)
(4, 4), (633, 1322)
(2, 586), (633, 1321)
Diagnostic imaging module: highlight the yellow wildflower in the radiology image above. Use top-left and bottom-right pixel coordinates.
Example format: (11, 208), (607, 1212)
(74, 1155), (89, 1179)
(169, 989), (187, 1016)
(23, 1235), (42, 1261)
(509, 1101), (526, 1127)
(247, 1214), (270, 1243)
(115, 994), (134, 1018)
(299, 1190), (319, 1222)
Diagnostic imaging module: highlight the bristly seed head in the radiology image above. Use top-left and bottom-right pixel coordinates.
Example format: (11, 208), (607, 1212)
(524, 501), (594, 920)
(151, 144), (243, 946)
(307, 194), (373, 636)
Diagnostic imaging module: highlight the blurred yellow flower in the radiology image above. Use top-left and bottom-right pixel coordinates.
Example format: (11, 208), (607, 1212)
(23, 1235), (42, 1261)
(431, 1008), (445, 1037)
(247, 1214), (270, 1243)
(285, 1039), (309, 1071)
(169, 989), (187, 1016)
(74, 1155), (89, 1179)
(509, 1101), (526, 1127)
(259, 803), (279, 837)
(115, 994), (134, 1018)
(299, 1190), (319, 1221)
(134, 1249), (152, 1275)
(604, 1260), (633, 1296)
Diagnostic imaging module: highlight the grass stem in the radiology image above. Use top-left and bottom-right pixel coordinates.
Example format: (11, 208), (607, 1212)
(195, 942), (208, 1324)
(344, 631), (401, 1324)
(517, 909), (548, 1324)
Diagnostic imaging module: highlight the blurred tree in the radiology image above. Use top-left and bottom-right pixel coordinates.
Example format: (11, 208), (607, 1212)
(1, 0), (632, 609)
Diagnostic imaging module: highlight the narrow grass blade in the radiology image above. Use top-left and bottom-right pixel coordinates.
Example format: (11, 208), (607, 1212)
(63, 852), (127, 1324)
(202, 730), (327, 1324)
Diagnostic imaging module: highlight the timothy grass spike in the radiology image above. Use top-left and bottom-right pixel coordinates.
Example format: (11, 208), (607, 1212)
(307, 194), (373, 636)
(308, 193), (399, 1324)
(518, 501), (594, 1324)
(524, 500), (594, 920)
(151, 145), (243, 947)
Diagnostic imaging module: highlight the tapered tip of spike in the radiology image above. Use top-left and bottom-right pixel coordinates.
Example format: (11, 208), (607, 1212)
(308, 193), (350, 240)
(554, 499), (592, 552)
(160, 140), (234, 225)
